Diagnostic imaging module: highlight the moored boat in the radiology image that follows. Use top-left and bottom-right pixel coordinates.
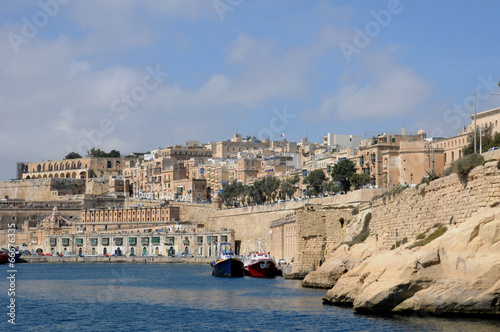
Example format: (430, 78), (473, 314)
(211, 243), (244, 277)
(243, 240), (277, 278)
(0, 248), (22, 264)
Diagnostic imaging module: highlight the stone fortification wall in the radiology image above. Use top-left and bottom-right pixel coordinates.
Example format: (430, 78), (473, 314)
(292, 208), (352, 276)
(0, 178), (86, 201)
(173, 191), (381, 258)
(175, 203), (306, 255)
(85, 178), (109, 195)
(371, 161), (500, 249)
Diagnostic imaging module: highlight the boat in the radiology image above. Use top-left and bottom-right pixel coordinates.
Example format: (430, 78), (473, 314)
(211, 242), (244, 277)
(0, 248), (22, 264)
(243, 241), (277, 278)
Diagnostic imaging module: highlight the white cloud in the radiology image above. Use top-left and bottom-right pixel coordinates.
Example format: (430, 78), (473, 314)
(306, 47), (433, 120)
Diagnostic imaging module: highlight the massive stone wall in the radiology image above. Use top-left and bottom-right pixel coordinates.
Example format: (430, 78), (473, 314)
(291, 208), (352, 276)
(0, 178), (86, 201)
(371, 161), (500, 249)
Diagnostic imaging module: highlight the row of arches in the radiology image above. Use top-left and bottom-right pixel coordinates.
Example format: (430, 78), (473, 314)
(26, 171), (87, 179)
(37, 161), (87, 172)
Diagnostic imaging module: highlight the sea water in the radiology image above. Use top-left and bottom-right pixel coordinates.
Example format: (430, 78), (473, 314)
(1, 263), (499, 331)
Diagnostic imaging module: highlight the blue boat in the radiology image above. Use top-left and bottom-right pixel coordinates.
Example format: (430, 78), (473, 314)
(211, 243), (244, 277)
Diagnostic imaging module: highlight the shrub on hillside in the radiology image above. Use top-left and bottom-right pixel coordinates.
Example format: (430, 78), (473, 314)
(409, 225), (447, 249)
(420, 169), (441, 185)
(442, 153), (484, 182)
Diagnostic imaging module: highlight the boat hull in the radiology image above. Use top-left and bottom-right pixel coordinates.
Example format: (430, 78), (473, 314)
(244, 259), (277, 278)
(212, 258), (244, 277)
(0, 252), (22, 264)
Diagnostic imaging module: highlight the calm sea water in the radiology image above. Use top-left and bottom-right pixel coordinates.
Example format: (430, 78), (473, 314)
(1, 263), (499, 331)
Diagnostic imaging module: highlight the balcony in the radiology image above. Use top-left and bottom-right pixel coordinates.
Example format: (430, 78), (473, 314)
(183, 240), (190, 245)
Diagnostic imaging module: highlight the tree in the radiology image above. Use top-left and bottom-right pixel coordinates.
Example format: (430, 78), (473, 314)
(220, 180), (246, 207)
(86, 148), (121, 158)
(261, 175), (280, 202)
(462, 125), (500, 156)
(323, 180), (342, 194)
(303, 169), (326, 196)
(64, 152), (82, 160)
(246, 180), (265, 205)
(331, 159), (356, 193)
(108, 149), (121, 157)
(279, 175), (299, 200)
(350, 173), (370, 190)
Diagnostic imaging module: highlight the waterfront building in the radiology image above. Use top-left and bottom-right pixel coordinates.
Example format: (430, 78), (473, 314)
(81, 206), (180, 224)
(6, 206), (234, 257)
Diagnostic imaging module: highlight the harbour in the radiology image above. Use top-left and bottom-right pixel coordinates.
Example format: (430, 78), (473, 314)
(2, 263), (499, 332)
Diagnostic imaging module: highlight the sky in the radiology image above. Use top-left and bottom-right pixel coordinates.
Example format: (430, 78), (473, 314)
(1, 0), (500, 180)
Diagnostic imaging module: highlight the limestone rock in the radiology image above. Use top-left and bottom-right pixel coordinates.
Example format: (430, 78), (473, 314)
(323, 206), (500, 317)
(302, 257), (350, 289)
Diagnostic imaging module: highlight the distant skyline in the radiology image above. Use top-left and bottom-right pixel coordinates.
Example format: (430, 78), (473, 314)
(1, 0), (500, 180)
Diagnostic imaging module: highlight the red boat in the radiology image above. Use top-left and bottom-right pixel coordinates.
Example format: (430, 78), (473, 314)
(243, 252), (277, 277)
(0, 248), (22, 264)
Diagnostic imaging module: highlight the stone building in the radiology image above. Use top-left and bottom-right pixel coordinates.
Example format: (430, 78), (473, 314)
(3, 206), (234, 257)
(213, 134), (269, 159)
(22, 157), (127, 180)
(81, 206), (180, 224)
(159, 144), (212, 160)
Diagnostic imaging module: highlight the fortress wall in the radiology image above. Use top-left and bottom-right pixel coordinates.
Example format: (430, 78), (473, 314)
(0, 179), (86, 201)
(371, 161), (500, 249)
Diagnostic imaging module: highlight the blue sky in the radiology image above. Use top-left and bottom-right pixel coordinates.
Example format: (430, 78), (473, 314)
(1, 0), (500, 180)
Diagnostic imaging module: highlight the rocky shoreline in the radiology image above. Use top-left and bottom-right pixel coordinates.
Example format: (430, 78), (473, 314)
(305, 205), (500, 318)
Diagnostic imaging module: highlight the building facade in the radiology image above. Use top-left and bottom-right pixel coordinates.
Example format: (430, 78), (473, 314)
(22, 157), (127, 180)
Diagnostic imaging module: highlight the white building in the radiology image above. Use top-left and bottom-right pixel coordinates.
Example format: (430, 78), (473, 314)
(323, 133), (361, 150)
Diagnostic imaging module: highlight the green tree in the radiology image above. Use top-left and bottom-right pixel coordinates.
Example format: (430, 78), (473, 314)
(108, 149), (121, 157)
(350, 173), (370, 190)
(303, 169), (326, 196)
(279, 175), (299, 200)
(220, 180), (245, 207)
(323, 180), (342, 194)
(64, 152), (82, 159)
(261, 175), (280, 202)
(86, 148), (121, 158)
(246, 180), (265, 205)
(463, 125), (500, 156)
(331, 159), (356, 193)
